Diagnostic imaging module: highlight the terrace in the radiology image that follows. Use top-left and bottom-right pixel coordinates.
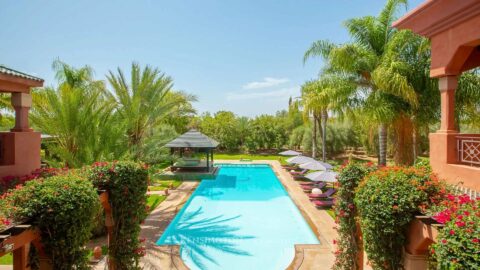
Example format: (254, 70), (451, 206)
(394, 0), (480, 192)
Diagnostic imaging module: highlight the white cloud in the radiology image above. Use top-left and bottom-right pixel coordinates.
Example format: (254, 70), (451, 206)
(242, 77), (289, 90)
(226, 86), (299, 101)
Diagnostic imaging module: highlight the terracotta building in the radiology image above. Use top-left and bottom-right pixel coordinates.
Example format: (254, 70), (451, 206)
(0, 65), (43, 178)
(394, 0), (480, 192)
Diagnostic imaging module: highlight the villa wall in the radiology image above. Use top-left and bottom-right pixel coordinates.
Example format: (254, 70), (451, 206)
(0, 131), (41, 178)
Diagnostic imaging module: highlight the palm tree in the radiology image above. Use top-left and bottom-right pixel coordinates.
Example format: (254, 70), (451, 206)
(31, 60), (122, 167)
(107, 63), (191, 161)
(304, 0), (415, 166)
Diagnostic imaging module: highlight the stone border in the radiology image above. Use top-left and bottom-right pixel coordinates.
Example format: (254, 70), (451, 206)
(154, 160), (338, 269)
(215, 160), (337, 269)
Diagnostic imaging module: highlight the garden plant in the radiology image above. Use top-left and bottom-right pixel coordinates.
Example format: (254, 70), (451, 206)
(355, 167), (445, 269)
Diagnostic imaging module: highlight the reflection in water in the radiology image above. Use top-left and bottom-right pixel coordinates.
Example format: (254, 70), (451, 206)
(162, 207), (254, 269)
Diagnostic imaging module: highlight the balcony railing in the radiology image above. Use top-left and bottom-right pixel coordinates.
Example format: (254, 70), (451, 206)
(457, 135), (480, 167)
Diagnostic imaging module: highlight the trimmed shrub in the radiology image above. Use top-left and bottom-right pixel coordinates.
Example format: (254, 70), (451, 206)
(89, 161), (148, 269)
(6, 173), (100, 269)
(333, 162), (376, 270)
(431, 194), (480, 269)
(355, 167), (445, 269)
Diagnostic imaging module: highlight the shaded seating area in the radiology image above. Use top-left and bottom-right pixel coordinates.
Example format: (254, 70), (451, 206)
(159, 129), (220, 180)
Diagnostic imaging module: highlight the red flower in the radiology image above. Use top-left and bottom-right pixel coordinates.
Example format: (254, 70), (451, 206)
(472, 238), (479, 243)
(458, 194), (471, 205)
(441, 239), (447, 244)
(449, 229), (455, 235)
(455, 221), (465, 227)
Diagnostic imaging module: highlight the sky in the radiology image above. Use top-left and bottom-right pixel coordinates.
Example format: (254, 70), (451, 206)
(0, 0), (423, 117)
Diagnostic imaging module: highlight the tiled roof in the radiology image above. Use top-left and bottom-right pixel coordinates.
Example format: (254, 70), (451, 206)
(0, 65), (44, 82)
(165, 129), (219, 148)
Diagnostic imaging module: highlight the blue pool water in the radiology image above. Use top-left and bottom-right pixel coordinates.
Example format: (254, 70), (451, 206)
(157, 164), (319, 270)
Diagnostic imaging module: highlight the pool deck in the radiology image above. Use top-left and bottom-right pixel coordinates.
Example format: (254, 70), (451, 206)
(84, 160), (371, 270)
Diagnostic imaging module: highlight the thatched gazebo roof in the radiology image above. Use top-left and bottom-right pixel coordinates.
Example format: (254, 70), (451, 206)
(165, 129), (219, 149)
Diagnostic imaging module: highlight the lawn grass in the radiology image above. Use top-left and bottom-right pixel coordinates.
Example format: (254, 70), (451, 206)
(149, 179), (182, 191)
(214, 153), (345, 168)
(326, 209), (335, 219)
(214, 153), (289, 164)
(0, 253), (12, 265)
(146, 194), (166, 213)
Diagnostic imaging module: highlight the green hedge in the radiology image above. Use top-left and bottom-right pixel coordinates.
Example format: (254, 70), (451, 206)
(7, 174), (100, 269)
(89, 161), (148, 269)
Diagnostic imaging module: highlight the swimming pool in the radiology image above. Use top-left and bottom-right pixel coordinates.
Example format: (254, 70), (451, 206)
(157, 164), (319, 270)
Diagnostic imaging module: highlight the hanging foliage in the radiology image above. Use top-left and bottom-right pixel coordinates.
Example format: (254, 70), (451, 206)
(89, 161), (149, 269)
(333, 162), (376, 270)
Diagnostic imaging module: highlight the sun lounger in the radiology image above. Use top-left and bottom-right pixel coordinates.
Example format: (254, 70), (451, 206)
(301, 182), (327, 193)
(313, 199), (335, 208)
(293, 175), (308, 181)
(290, 169), (307, 176)
(300, 182), (326, 189)
(308, 188), (336, 199)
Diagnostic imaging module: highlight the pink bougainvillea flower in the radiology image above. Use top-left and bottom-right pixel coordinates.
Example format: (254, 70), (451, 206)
(447, 194), (456, 202)
(458, 194), (471, 205)
(433, 210), (451, 224)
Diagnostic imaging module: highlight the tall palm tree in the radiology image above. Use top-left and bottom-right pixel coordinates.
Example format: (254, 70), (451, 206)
(107, 63), (189, 161)
(304, 0), (414, 166)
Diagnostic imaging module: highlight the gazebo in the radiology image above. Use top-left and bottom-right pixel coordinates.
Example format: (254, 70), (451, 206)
(159, 129), (220, 180)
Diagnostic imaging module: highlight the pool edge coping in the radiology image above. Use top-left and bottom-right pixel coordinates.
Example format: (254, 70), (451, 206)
(155, 160), (337, 269)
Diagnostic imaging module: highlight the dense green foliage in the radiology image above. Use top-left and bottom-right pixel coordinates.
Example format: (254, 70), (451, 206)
(355, 167), (445, 269)
(302, 0), (480, 165)
(431, 194), (480, 269)
(89, 161), (149, 269)
(6, 174), (100, 269)
(30, 61), (194, 167)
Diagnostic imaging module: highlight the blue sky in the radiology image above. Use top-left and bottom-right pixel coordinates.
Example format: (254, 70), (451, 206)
(0, 0), (423, 117)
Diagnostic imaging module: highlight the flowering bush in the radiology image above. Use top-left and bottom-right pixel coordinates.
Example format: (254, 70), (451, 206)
(333, 162), (376, 270)
(0, 195), (13, 231)
(5, 173), (99, 269)
(0, 167), (64, 194)
(431, 194), (480, 269)
(89, 161), (148, 269)
(355, 167), (445, 269)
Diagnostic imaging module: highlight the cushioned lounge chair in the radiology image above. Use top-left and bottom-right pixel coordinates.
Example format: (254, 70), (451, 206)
(290, 169), (308, 176)
(308, 188), (336, 199)
(293, 175), (308, 181)
(313, 199), (335, 208)
(300, 181), (326, 189)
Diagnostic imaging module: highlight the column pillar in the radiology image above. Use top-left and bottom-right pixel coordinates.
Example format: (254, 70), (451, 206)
(11, 93), (33, 132)
(438, 76), (458, 132)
